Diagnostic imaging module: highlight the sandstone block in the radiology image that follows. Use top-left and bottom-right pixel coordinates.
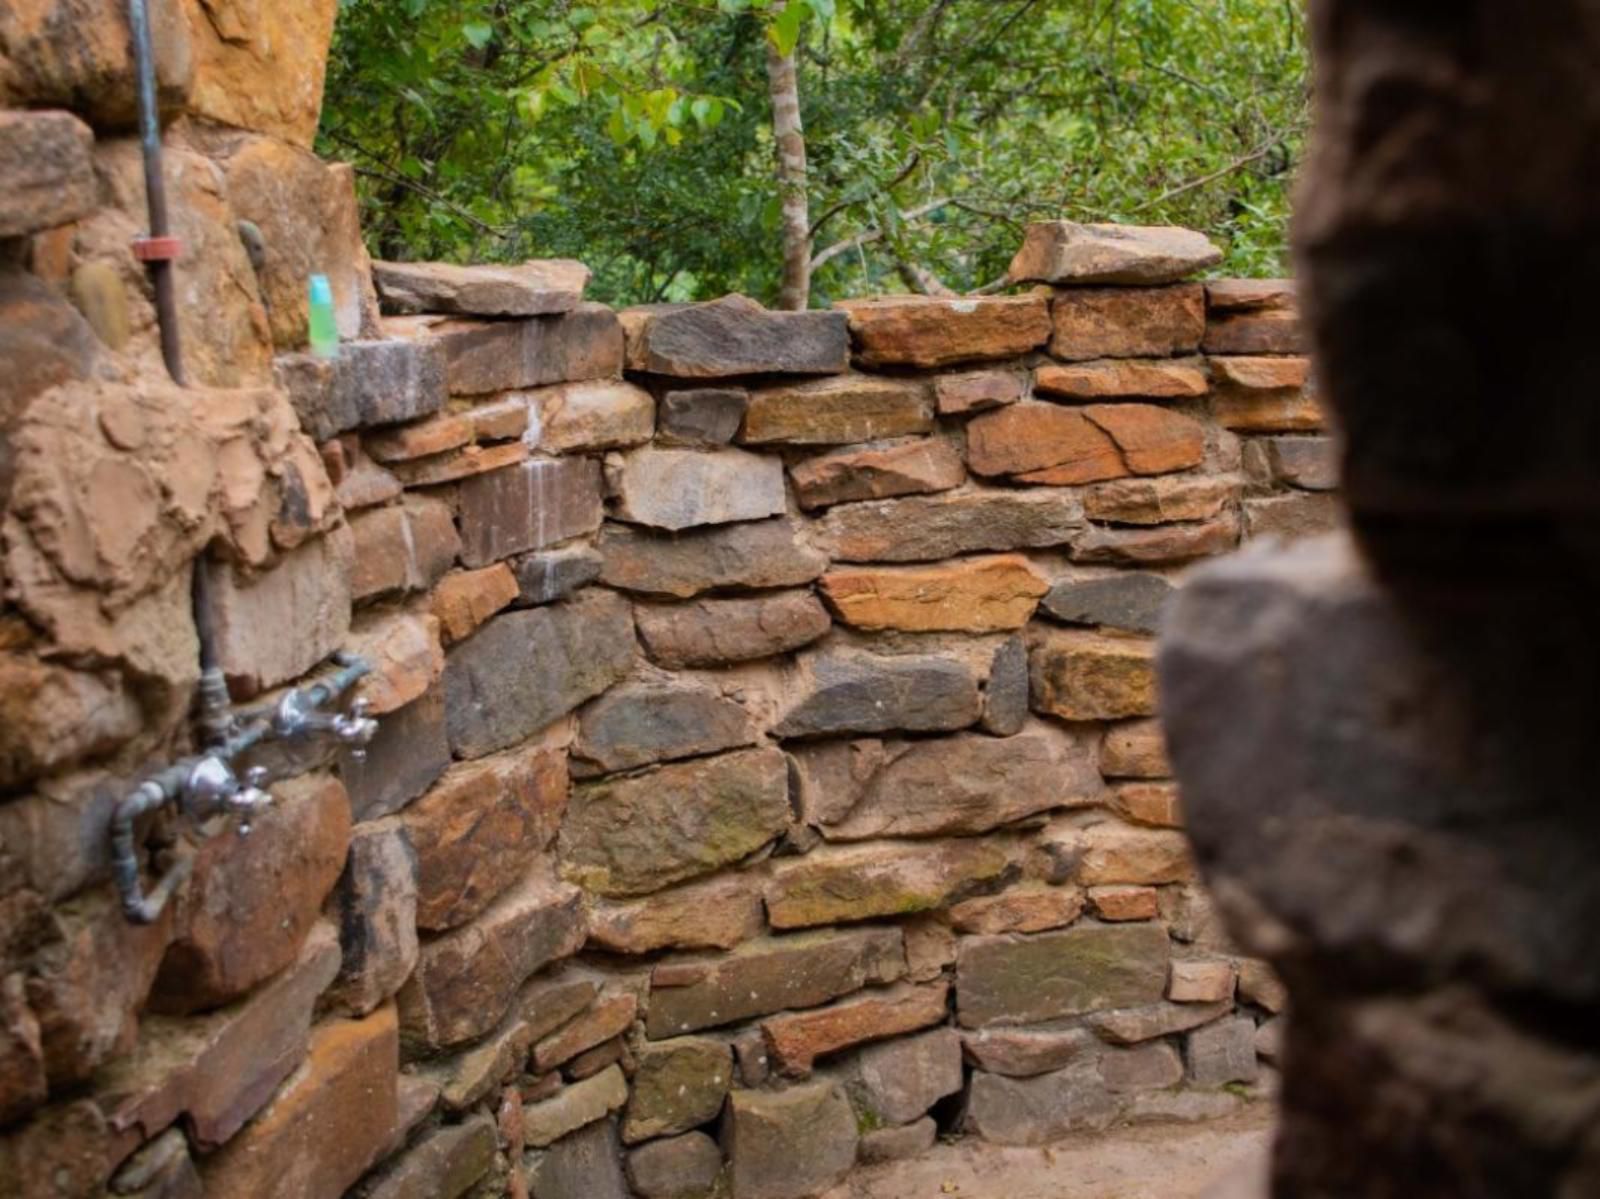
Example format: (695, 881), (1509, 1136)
(815, 489), (1083, 563)
(934, 369), (1025, 415)
(964, 1063), (1114, 1145)
(721, 1081), (858, 1199)
(1100, 718), (1171, 778)
(1011, 223), (1222, 285)
(623, 1038), (734, 1143)
(200, 1006), (399, 1199)
(0, 656), (139, 793)
(956, 924), (1170, 1027)
(340, 687), (451, 822)
(1255, 1016), (1284, 1063)
(742, 374), (934, 445)
(180, 0), (337, 146)
(1029, 628), (1158, 721)
(621, 293), (849, 377)
(0, 974), (44, 1127)
(1100, 1042), (1184, 1093)
(1084, 475), (1237, 526)
(960, 1027), (1097, 1078)
(1169, 959), (1237, 1004)
(325, 821), (419, 1017)
(108, 1125), (201, 1198)
(1113, 782), (1183, 828)
(96, 925), (340, 1158)
(1205, 278), (1295, 313)
(1087, 1000), (1230, 1045)
(949, 885), (1085, 935)
(349, 496), (460, 602)
(0, 0), (192, 125)
(1248, 434), (1338, 491)
(847, 1026), (963, 1125)
(364, 414), (474, 464)
(386, 440), (528, 488)
(0, 1099), (112, 1198)
(835, 294), (1051, 367)
(762, 981), (949, 1077)
(1041, 573), (1174, 635)
(966, 403), (1124, 482)
(404, 747), (568, 930)
(523, 1064), (628, 1148)
(791, 437), (965, 510)
(614, 446), (786, 530)
(766, 841), (1016, 930)
(859, 1116), (937, 1164)
(600, 517), (827, 598)
(443, 589), (634, 759)
(1072, 512), (1240, 565)
(0, 110), (95, 240)
(1238, 959), (1289, 1014)
(533, 992), (638, 1073)
(385, 303), (623, 397)
(657, 386), (749, 446)
(1210, 356), (1322, 432)
(207, 530), (354, 695)
(275, 340), (447, 442)
(1186, 1017), (1260, 1087)
(574, 682), (756, 776)
(635, 591), (831, 668)
(431, 564), (520, 645)
(465, 395), (531, 441)
(373, 259), (588, 317)
(1087, 885), (1160, 922)
(1244, 493), (1343, 542)
(982, 633), (1031, 736)
(565, 1036), (626, 1081)
(396, 872), (585, 1050)
(1078, 823), (1193, 886)
(457, 457), (604, 569)
(1048, 284), (1207, 361)
(509, 543), (604, 607)
(792, 722), (1101, 841)
(820, 554), (1048, 633)
(626, 1132), (724, 1199)
(150, 774), (350, 1014)
(776, 648), (983, 739)
(363, 1114), (497, 1199)
(586, 873), (765, 955)
(344, 610), (444, 716)
(560, 747), (789, 897)
(220, 139), (380, 348)
(646, 928), (905, 1038)
(1035, 357), (1209, 400)
(1203, 292), (1304, 355)
(1085, 403), (1207, 475)
(528, 379), (655, 452)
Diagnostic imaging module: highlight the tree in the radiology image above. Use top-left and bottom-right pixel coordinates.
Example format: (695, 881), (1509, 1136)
(320, 1), (1308, 306)
(765, 0), (811, 309)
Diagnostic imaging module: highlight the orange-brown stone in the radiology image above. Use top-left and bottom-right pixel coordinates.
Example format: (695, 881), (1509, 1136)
(742, 375), (933, 446)
(933, 369), (1025, 415)
(1083, 475), (1237, 525)
(430, 564), (520, 646)
(1035, 358), (1208, 400)
(1088, 885), (1161, 922)
(1082, 404), (1207, 475)
(344, 611), (444, 715)
(761, 982), (949, 1077)
(1072, 512), (1241, 565)
(1102, 719), (1172, 780)
(1049, 285), (1206, 361)
(819, 554), (1049, 633)
(790, 438), (966, 510)
(180, 0), (339, 148)
(388, 440), (528, 488)
(1210, 356), (1323, 432)
(949, 886), (1085, 935)
(966, 404), (1125, 482)
(364, 413), (474, 463)
(1113, 783), (1183, 828)
(835, 294), (1051, 368)
(1077, 824), (1195, 886)
(1028, 629), (1158, 721)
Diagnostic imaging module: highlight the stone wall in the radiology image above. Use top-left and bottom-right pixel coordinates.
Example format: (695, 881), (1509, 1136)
(0, 7), (1328, 1197)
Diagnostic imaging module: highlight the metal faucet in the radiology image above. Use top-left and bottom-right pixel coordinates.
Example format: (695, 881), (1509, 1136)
(111, 653), (378, 924)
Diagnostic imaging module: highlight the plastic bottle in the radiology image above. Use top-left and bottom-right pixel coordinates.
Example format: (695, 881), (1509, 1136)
(308, 274), (340, 359)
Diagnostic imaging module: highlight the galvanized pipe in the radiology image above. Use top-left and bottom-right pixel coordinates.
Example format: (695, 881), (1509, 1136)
(126, 0), (186, 386)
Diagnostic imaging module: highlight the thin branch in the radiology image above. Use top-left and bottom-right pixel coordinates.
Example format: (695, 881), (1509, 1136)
(1134, 139), (1282, 213)
(807, 151), (922, 241)
(351, 165), (510, 241)
(810, 197), (951, 271)
(968, 274), (1013, 296)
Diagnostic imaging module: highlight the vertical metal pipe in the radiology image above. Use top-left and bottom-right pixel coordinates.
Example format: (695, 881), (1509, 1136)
(126, 0), (186, 386)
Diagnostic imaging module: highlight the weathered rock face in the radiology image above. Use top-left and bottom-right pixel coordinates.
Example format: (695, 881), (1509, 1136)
(956, 924), (1171, 1027)
(573, 681), (755, 776)
(586, 873), (764, 955)
(742, 374), (934, 446)
(180, 0), (339, 148)
(777, 647), (984, 739)
(560, 747), (790, 897)
(600, 517), (827, 598)
(790, 437), (966, 510)
(0, 110), (96, 240)
(1035, 357), (1209, 400)
(1041, 573), (1175, 635)
(656, 386), (749, 446)
(1029, 628), (1158, 721)
(623, 1038), (733, 1143)
(820, 555), (1049, 633)
(387, 303), (623, 396)
(374, 259), (588, 317)
(835, 294), (1051, 367)
(721, 1081), (858, 1199)
(761, 981), (950, 1076)
(766, 841), (1017, 929)
(622, 294), (849, 377)
(456, 457), (605, 569)
(612, 446), (786, 530)
(1010, 223), (1222, 285)
(1049, 284), (1207, 361)
(815, 489), (1082, 563)
(791, 723), (1101, 840)
(528, 379), (655, 453)
(964, 1062), (1114, 1145)
(635, 591), (832, 668)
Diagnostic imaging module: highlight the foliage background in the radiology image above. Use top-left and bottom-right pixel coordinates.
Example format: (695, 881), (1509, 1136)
(319, 0), (1309, 307)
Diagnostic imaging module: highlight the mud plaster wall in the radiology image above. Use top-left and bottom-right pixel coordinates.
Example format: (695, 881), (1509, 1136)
(0, 4), (1325, 1196)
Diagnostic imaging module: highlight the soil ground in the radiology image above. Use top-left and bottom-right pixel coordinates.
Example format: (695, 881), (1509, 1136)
(819, 1106), (1275, 1199)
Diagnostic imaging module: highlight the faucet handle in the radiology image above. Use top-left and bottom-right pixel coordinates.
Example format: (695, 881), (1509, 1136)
(333, 698), (379, 760)
(228, 766), (272, 837)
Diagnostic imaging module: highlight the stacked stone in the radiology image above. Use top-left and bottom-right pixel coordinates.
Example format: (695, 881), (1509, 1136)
(0, 8), (1313, 1196)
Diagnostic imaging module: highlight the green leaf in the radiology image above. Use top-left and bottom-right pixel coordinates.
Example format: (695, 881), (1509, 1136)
(461, 21), (492, 49)
(768, 3), (806, 56)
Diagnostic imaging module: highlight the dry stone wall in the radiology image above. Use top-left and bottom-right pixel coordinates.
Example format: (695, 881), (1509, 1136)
(1, 8), (1325, 1197)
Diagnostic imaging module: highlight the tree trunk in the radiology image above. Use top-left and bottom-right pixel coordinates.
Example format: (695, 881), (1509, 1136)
(766, 3), (811, 310)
